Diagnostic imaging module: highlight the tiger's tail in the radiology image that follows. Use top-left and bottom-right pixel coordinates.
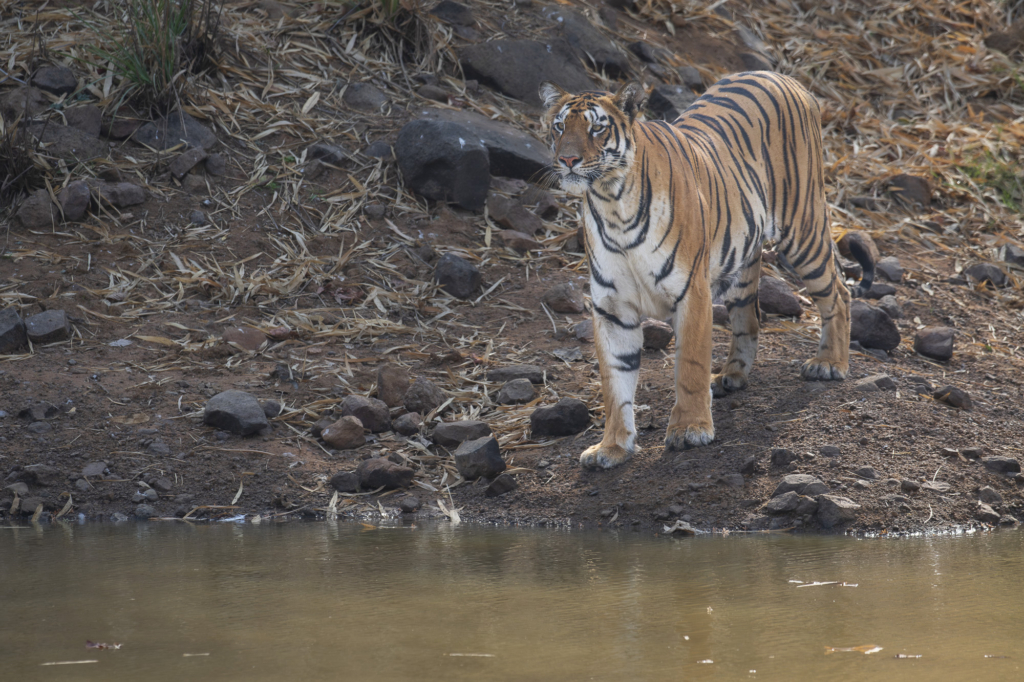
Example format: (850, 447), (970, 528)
(843, 238), (875, 298)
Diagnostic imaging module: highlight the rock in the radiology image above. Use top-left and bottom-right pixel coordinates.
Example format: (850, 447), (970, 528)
(205, 153), (227, 175)
(454, 436), (506, 479)
(877, 295), (902, 320)
(417, 84), (448, 102)
(999, 244), (1024, 267)
(772, 474), (829, 498)
(978, 485), (1003, 505)
(363, 203), (385, 219)
(976, 503), (1001, 524)
(74, 478), (90, 492)
(152, 477), (172, 493)
(103, 117), (144, 140)
(19, 404), (58, 421)
(431, 0), (474, 25)
(520, 185), (559, 219)
(459, 39), (596, 109)
(964, 262), (1008, 288)
(541, 6), (629, 77)
(32, 66), (77, 95)
(850, 300), (901, 351)
(15, 189), (57, 228)
(393, 412), (422, 436)
(395, 118), (489, 210)
(262, 400), (281, 419)
(530, 398), (590, 437)
(739, 456), (757, 476)
(64, 105), (102, 138)
(434, 253), (481, 299)
(855, 466), (879, 479)
(432, 420), (492, 447)
(329, 471), (360, 493)
(908, 377), (933, 395)
(491, 176), (527, 195)
(641, 318), (674, 349)
(422, 108), (550, 181)
(758, 276), (802, 317)
(837, 231), (881, 266)
(986, 19), (1024, 54)
(863, 282), (897, 299)
(203, 390), (269, 436)
(542, 282), (585, 314)
(321, 416), (366, 450)
(82, 461), (107, 478)
(981, 456), (1021, 474)
(222, 326), (266, 352)
(712, 304), (729, 326)
(854, 373), (896, 392)
(886, 174), (931, 208)
(771, 448), (798, 467)
(148, 441), (170, 456)
(574, 319), (594, 342)
(488, 365), (546, 384)
(404, 376), (446, 415)
(487, 193), (543, 235)
(0, 308), (28, 353)
(340, 395), (391, 433)
(1, 86), (49, 121)
(306, 141), (350, 166)
(900, 479), (921, 493)
(20, 464), (61, 486)
(816, 495), (861, 528)
(875, 256), (903, 282)
(819, 445), (841, 457)
(399, 496), (421, 513)
(364, 140), (393, 159)
(739, 51), (773, 71)
(962, 447), (986, 460)
(58, 180), (91, 221)
(627, 40), (665, 63)
(26, 421), (52, 434)
(719, 473), (745, 487)
(933, 385), (972, 410)
(914, 326), (954, 361)
(134, 110), (217, 151)
(376, 364), (410, 408)
(999, 515), (1019, 526)
(357, 457), (414, 490)
(647, 84), (699, 121)
(766, 491), (803, 514)
(85, 179), (146, 207)
(134, 504), (157, 519)
(25, 310), (71, 343)
(169, 148), (208, 179)
(497, 230), (542, 253)
(485, 473), (518, 497)
(496, 378), (536, 405)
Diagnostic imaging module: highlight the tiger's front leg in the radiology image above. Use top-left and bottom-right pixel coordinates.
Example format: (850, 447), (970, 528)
(665, 278), (715, 450)
(581, 297), (643, 469)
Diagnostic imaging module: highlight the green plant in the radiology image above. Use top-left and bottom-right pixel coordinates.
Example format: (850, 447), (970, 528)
(957, 149), (1024, 211)
(80, 0), (220, 113)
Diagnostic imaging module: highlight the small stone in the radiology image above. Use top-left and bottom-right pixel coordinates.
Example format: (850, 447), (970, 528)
(5, 482), (29, 496)
(856, 373), (897, 392)
(19, 403), (58, 422)
(363, 203), (385, 219)
(307, 141), (350, 165)
(964, 263), (1008, 287)
(530, 398), (590, 437)
(24, 310), (71, 344)
(496, 378), (536, 405)
(0, 308), (28, 354)
(772, 474), (829, 498)
(961, 447), (986, 460)
(222, 326), (267, 352)
(542, 282), (585, 314)
(417, 84), (448, 102)
(877, 295), (902, 320)
(758, 276), (802, 317)
(321, 416), (366, 450)
(404, 376), (446, 415)
(15, 189), (57, 228)
(135, 110), (217, 151)
(771, 448), (798, 467)
(32, 66), (77, 95)
(976, 503), (1001, 524)
(485, 473), (518, 497)
(134, 504), (157, 519)
(169, 147), (209, 180)
(641, 319), (674, 350)
(1, 86), (49, 120)
(719, 473), (744, 487)
(261, 400), (282, 419)
(850, 300), (901, 351)
(377, 364), (410, 408)
(900, 479), (921, 493)
(148, 441), (170, 456)
(876, 256), (904, 282)
(908, 377), (934, 395)
(189, 210), (208, 225)
(432, 420), (492, 447)
(27, 422), (52, 434)
(497, 230), (542, 253)
(574, 319), (594, 342)
(819, 445), (841, 457)
(712, 304), (729, 326)
(981, 456), (1021, 474)
(364, 140), (393, 159)
(978, 485), (1003, 505)
(85, 180), (146, 207)
(999, 243), (1024, 267)
(488, 365), (546, 384)
(400, 496), (421, 513)
(74, 478), (90, 492)
(343, 82), (388, 112)
(356, 457), (414, 490)
(863, 282), (897, 300)
(933, 385), (972, 410)
(434, 253), (481, 299)
(914, 327), (954, 361)
(887, 174), (931, 208)
(329, 471), (360, 493)
(205, 153), (227, 175)
(766, 491), (802, 514)
(393, 412), (422, 436)
(854, 466), (879, 480)
(203, 390), (270, 435)
(816, 495), (861, 528)
(58, 180), (91, 221)
(454, 436), (506, 479)
(103, 117), (144, 140)
(143, 488), (158, 502)
(340, 395), (391, 433)
(520, 185), (558, 219)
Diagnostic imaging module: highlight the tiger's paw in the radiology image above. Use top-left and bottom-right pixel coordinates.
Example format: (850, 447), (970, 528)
(711, 371), (748, 398)
(664, 421), (715, 451)
(580, 443), (634, 469)
(800, 358), (848, 381)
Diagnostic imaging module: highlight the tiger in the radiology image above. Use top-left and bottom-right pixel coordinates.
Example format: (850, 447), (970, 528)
(539, 71), (874, 469)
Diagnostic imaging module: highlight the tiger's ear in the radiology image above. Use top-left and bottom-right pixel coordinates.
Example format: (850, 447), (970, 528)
(614, 82), (647, 121)
(539, 81), (569, 108)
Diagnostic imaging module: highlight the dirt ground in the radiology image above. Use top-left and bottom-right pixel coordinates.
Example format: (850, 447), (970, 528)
(3, 0), (1024, 535)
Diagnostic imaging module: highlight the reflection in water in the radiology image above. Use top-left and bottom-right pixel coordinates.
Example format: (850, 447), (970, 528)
(1, 523), (1022, 681)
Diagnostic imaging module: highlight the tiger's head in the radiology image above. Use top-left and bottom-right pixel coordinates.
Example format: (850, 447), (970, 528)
(539, 81), (647, 195)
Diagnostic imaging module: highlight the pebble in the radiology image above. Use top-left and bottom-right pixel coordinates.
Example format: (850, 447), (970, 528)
(27, 422), (52, 434)
(404, 376), (446, 415)
(485, 473), (518, 497)
(261, 400), (282, 419)
(204, 390), (269, 435)
(5, 482), (29, 496)
(739, 456), (757, 475)
(964, 262), (1008, 288)
(854, 466), (880, 480)
(641, 319), (674, 350)
(854, 373), (896, 392)
(877, 295), (902, 320)
(718, 473), (744, 487)
(981, 456), (1021, 474)
(914, 327), (955, 361)
(134, 504), (157, 519)
(356, 457), (414, 490)
(189, 209), (209, 225)
(819, 445), (841, 457)
(497, 230), (542, 253)
(454, 436), (506, 479)
(25, 310), (71, 344)
(541, 282), (585, 314)
(377, 364), (411, 407)
(399, 496), (421, 513)
(933, 385), (972, 410)
(488, 365), (546, 384)
(816, 495), (861, 528)
(530, 398), (590, 437)
(393, 412), (422, 436)
(496, 378), (536, 405)
(863, 282), (897, 300)
(712, 304), (729, 326)
(850, 300), (901, 351)
(340, 395), (391, 433)
(772, 474), (829, 498)
(329, 471), (360, 493)
(417, 84), (448, 102)
(222, 326), (267, 352)
(74, 479), (90, 492)
(434, 253), (481, 299)
(432, 420), (492, 447)
(875, 256), (904, 282)
(887, 174), (931, 208)
(321, 416), (366, 450)
(771, 448), (798, 466)
(900, 479), (921, 493)
(0, 307), (27, 354)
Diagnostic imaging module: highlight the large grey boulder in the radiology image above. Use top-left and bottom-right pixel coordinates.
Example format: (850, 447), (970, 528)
(417, 108), (549, 181)
(396, 119), (490, 211)
(460, 39), (597, 109)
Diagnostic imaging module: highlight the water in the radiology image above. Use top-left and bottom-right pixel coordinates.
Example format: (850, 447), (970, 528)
(1, 522), (1022, 681)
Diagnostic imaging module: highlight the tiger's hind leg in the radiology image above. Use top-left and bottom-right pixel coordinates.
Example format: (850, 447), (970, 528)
(711, 256), (762, 398)
(786, 239), (851, 381)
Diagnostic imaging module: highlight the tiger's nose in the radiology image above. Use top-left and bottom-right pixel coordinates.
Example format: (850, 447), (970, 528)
(559, 155), (580, 169)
